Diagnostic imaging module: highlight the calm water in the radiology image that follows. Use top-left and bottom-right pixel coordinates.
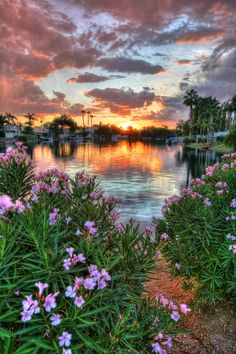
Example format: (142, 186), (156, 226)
(4, 141), (222, 224)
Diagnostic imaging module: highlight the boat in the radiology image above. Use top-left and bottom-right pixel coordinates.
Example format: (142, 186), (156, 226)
(201, 146), (210, 150)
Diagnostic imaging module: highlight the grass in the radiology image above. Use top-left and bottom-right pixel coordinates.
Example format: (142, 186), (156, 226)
(185, 142), (233, 153)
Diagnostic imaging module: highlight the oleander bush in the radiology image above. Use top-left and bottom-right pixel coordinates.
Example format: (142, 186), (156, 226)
(154, 153), (236, 305)
(0, 143), (188, 354)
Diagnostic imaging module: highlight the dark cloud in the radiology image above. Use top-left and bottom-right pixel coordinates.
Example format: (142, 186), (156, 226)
(67, 72), (125, 83)
(96, 57), (165, 74)
(85, 87), (156, 114)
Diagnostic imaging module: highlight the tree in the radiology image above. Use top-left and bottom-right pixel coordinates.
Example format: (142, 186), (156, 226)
(183, 89), (198, 136)
(0, 112), (17, 137)
(48, 114), (77, 138)
(24, 113), (37, 127)
(81, 110), (86, 128)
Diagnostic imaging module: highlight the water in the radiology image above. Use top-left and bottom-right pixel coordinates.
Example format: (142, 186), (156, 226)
(4, 141), (222, 224)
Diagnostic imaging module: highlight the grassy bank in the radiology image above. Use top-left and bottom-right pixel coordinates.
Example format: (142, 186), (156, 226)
(185, 142), (233, 153)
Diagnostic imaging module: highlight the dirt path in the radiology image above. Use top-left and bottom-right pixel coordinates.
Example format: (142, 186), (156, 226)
(148, 261), (236, 353)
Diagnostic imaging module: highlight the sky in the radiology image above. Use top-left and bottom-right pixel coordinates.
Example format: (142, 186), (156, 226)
(0, 0), (236, 129)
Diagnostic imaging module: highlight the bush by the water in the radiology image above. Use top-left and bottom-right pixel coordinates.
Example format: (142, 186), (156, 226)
(225, 126), (236, 150)
(0, 143), (189, 354)
(155, 153), (236, 305)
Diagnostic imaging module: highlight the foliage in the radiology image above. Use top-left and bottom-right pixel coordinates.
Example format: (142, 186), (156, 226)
(180, 90), (236, 140)
(0, 142), (35, 200)
(154, 153), (236, 305)
(225, 126), (236, 149)
(0, 143), (187, 353)
(23, 126), (34, 135)
(48, 115), (78, 137)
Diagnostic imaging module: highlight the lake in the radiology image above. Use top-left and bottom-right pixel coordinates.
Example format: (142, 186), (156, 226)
(3, 141), (222, 224)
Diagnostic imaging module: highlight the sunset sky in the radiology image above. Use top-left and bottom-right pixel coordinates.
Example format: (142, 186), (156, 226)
(0, 0), (236, 129)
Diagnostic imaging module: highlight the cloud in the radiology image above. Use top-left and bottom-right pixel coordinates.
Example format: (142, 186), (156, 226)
(96, 57), (165, 74)
(176, 59), (194, 65)
(85, 87), (156, 114)
(67, 72), (125, 83)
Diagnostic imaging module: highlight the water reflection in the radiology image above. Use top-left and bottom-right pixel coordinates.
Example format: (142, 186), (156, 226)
(25, 141), (221, 223)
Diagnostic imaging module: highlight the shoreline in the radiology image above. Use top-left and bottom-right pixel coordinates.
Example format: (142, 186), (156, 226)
(185, 142), (233, 154)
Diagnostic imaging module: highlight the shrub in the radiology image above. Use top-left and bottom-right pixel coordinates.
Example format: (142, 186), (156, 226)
(224, 127), (236, 149)
(0, 143), (188, 353)
(154, 153), (236, 305)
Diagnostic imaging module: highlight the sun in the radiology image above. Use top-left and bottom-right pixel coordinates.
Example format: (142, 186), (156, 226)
(120, 121), (138, 130)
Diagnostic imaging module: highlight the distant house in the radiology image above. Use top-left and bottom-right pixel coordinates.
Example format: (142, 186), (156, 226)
(34, 126), (53, 142)
(4, 125), (21, 139)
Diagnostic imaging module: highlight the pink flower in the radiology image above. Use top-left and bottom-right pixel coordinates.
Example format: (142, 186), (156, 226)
(161, 232), (169, 241)
(74, 296), (85, 308)
(35, 282), (49, 295)
(21, 309), (34, 322)
(14, 200), (25, 213)
(76, 253), (86, 263)
(49, 208), (60, 225)
(152, 342), (166, 354)
(75, 229), (82, 236)
(97, 279), (107, 289)
(65, 216), (72, 224)
(63, 258), (72, 270)
(175, 263), (181, 270)
(179, 304), (191, 314)
(229, 245), (236, 254)
(65, 286), (76, 298)
(204, 198), (212, 207)
(230, 199), (236, 208)
(84, 221), (94, 228)
(58, 332), (72, 347)
(43, 292), (59, 312)
(50, 313), (61, 326)
(74, 276), (84, 289)
(62, 349), (72, 354)
(171, 311), (180, 322)
(88, 226), (97, 235)
(100, 268), (111, 281)
(66, 248), (74, 257)
(217, 190), (224, 195)
(84, 278), (96, 290)
(0, 195), (14, 212)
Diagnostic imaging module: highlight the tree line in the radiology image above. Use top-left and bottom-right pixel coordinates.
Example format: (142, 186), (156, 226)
(177, 89), (236, 137)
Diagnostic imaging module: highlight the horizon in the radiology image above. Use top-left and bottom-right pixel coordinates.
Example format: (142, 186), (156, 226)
(0, 0), (236, 129)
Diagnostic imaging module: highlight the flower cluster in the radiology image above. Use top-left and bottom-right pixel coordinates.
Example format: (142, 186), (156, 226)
(65, 262), (111, 299)
(225, 212), (236, 221)
(33, 168), (69, 197)
(84, 221), (97, 235)
(21, 283), (59, 322)
(156, 293), (191, 322)
(191, 178), (205, 186)
(151, 333), (172, 354)
(0, 142), (28, 165)
(63, 247), (86, 270)
(49, 208), (61, 225)
(0, 195), (25, 216)
(75, 171), (93, 187)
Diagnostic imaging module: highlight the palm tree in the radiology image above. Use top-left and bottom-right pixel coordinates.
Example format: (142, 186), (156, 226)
(0, 112), (17, 137)
(86, 111), (91, 128)
(81, 110), (86, 128)
(25, 113), (37, 127)
(4, 112), (17, 125)
(183, 89), (199, 137)
(90, 114), (94, 129)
